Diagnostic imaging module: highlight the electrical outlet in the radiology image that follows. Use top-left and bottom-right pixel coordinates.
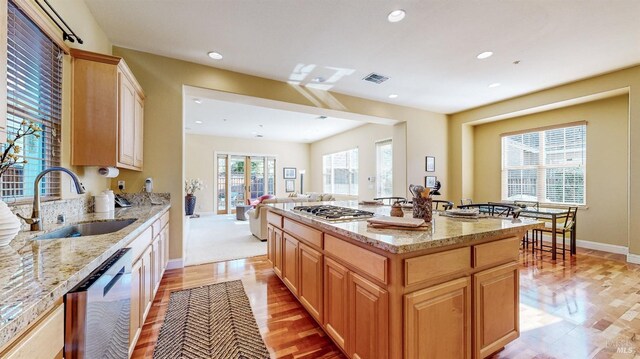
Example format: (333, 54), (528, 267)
(118, 180), (125, 190)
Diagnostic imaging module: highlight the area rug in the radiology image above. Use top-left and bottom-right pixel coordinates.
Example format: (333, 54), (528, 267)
(185, 213), (267, 266)
(153, 280), (270, 359)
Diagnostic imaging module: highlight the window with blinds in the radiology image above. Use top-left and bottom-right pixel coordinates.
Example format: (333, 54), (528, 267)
(4, 0), (62, 202)
(376, 139), (392, 197)
(501, 123), (586, 205)
(323, 148), (358, 195)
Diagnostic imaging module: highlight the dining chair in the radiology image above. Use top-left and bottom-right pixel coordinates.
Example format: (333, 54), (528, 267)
(460, 198), (473, 206)
(373, 197), (407, 205)
(532, 207), (578, 259)
(432, 200), (454, 211)
(458, 203), (521, 218)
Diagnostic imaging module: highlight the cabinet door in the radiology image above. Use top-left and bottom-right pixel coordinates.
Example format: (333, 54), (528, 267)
(273, 228), (283, 278)
(133, 94), (144, 169)
(282, 233), (299, 294)
(404, 277), (471, 359)
(324, 257), (349, 350)
(142, 246), (153, 318)
(267, 225), (274, 266)
(473, 262), (519, 359)
(349, 272), (389, 359)
(129, 259), (143, 355)
(118, 71), (136, 166)
(152, 236), (161, 294)
(163, 224), (170, 269)
(299, 242), (323, 322)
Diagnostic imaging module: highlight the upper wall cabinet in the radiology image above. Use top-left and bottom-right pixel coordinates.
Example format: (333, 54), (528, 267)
(70, 49), (144, 171)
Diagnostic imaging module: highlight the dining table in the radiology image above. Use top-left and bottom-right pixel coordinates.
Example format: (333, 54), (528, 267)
(517, 206), (576, 260)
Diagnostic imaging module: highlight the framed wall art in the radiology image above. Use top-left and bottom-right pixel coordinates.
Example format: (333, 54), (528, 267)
(283, 167), (297, 179)
(285, 179), (295, 192)
(425, 176), (437, 188)
(425, 156), (435, 172)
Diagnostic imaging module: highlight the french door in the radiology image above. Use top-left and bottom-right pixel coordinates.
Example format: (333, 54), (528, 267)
(217, 154), (276, 214)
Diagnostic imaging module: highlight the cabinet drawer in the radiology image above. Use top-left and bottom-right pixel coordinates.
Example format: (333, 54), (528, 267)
(3, 304), (63, 359)
(160, 210), (170, 228)
(473, 237), (519, 268)
(127, 226), (153, 262)
(152, 219), (161, 238)
(267, 211), (283, 228)
(325, 234), (387, 284)
(405, 247), (471, 286)
(284, 218), (323, 249)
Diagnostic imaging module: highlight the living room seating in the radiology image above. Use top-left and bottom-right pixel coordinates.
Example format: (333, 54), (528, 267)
(247, 193), (335, 240)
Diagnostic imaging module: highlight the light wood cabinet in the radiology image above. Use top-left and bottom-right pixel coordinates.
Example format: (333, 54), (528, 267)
(273, 227), (284, 278)
(282, 233), (299, 294)
(129, 258), (143, 356)
(348, 272), (389, 359)
(404, 277), (471, 359)
(298, 242), (323, 322)
(324, 257), (349, 351)
(141, 246), (153, 319)
(152, 235), (162, 295)
(267, 224), (275, 266)
(70, 48), (144, 171)
(162, 224), (170, 269)
(1, 304), (63, 359)
(473, 262), (519, 359)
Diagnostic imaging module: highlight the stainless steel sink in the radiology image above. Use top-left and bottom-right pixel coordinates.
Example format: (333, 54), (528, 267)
(35, 219), (137, 240)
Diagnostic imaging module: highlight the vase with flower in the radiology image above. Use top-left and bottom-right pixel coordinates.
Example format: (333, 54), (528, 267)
(0, 121), (42, 245)
(184, 178), (203, 216)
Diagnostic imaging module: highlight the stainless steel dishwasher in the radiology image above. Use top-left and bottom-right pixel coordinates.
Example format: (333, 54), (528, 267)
(65, 248), (132, 359)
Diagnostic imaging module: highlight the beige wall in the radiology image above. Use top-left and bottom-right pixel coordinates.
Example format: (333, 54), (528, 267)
(111, 47), (446, 262)
(449, 65), (640, 256)
(473, 96), (628, 246)
(22, 0), (112, 199)
(185, 134), (310, 212)
(310, 124), (395, 200)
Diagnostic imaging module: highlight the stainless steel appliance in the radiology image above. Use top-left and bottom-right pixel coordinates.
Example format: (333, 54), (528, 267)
(65, 248), (131, 359)
(293, 205), (374, 221)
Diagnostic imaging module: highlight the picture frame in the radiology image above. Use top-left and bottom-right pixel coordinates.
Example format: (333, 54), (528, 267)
(285, 179), (295, 192)
(425, 176), (437, 188)
(283, 167), (297, 179)
(425, 156), (435, 172)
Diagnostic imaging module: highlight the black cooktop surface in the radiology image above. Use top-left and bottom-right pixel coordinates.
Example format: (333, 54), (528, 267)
(292, 205), (374, 221)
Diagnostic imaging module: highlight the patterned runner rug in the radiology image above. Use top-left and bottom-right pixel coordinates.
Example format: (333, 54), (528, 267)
(153, 280), (270, 359)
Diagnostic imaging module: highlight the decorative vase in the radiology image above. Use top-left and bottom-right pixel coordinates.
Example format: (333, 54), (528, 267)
(412, 196), (433, 222)
(185, 194), (196, 216)
(0, 201), (21, 246)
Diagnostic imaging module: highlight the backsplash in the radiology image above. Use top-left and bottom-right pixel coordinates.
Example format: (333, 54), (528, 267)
(9, 192), (170, 231)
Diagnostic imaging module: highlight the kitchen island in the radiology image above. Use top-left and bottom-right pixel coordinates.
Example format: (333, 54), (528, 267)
(266, 201), (543, 359)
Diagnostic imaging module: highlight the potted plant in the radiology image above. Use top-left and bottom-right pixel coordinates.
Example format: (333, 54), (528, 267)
(0, 121), (42, 245)
(184, 178), (203, 216)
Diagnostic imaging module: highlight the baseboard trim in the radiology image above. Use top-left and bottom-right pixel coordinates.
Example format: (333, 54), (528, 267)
(627, 253), (640, 264)
(167, 258), (184, 269)
(575, 239), (629, 255)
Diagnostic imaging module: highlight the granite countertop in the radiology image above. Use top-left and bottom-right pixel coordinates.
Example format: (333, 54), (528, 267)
(0, 203), (170, 349)
(267, 201), (543, 254)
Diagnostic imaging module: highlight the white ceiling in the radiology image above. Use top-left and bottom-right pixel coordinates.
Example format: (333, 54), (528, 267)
(183, 91), (368, 143)
(84, 0), (640, 114)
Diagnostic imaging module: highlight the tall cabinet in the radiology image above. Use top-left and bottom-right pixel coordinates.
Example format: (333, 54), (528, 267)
(70, 49), (144, 171)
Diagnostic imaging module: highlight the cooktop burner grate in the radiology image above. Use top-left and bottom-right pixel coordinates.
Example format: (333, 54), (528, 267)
(293, 205), (374, 221)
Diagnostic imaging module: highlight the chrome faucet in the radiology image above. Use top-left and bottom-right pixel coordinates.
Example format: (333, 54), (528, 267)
(17, 167), (86, 231)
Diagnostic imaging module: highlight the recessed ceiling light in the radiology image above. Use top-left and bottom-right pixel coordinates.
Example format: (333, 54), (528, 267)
(256, 134), (264, 138)
(387, 9), (406, 23)
(195, 120), (203, 124)
(207, 51), (223, 60)
(193, 98), (202, 104)
(312, 76), (326, 83)
(317, 116), (328, 120)
(476, 51), (493, 59)
(488, 83), (501, 88)
(388, 94), (398, 99)
(258, 124), (263, 128)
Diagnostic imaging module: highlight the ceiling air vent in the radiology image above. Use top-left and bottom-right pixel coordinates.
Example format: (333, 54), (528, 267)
(363, 72), (389, 84)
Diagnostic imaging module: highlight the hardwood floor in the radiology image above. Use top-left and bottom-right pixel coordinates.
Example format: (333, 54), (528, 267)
(131, 248), (640, 359)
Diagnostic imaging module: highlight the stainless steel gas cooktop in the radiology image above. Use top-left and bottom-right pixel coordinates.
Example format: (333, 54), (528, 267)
(292, 205), (374, 221)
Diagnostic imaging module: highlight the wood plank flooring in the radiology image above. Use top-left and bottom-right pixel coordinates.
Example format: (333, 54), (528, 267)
(132, 248), (640, 359)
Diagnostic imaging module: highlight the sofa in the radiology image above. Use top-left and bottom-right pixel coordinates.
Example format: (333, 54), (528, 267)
(247, 193), (335, 240)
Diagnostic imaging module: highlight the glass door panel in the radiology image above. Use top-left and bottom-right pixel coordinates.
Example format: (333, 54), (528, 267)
(229, 155), (246, 212)
(217, 155), (227, 214)
(249, 157), (265, 199)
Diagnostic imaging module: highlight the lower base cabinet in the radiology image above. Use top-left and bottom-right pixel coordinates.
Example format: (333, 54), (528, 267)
(473, 262), (519, 359)
(298, 242), (323, 322)
(324, 258), (349, 350)
(129, 259), (143, 354)
(1, 304), (64, 359)
(349, 272), (389, 359)
(404, 277), (472, 359)
(282, 233), (299, 293)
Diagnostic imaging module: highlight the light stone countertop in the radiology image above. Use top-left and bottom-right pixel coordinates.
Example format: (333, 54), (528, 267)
(267, 201), (543, 254)
(0, 203), (170, 349)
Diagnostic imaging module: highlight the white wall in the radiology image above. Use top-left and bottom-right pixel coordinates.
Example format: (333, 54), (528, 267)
(185, 134), (310, 212)
(309, 124), (401, 200)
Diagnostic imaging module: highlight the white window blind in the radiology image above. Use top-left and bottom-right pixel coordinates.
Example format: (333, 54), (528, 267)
(323, 148), (358, 195)
(4, 0), (62, 202)
(376, 139), (392, 197)
(501, 123), (586, 205)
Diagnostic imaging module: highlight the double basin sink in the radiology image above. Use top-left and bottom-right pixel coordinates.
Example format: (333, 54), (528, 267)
(35, 218), (137, 240)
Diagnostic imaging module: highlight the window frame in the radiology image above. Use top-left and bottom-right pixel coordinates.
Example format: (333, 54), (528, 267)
(322, 147), (359, 196)
(375, 139), (393, 198)
(500, 122), (587, 206)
